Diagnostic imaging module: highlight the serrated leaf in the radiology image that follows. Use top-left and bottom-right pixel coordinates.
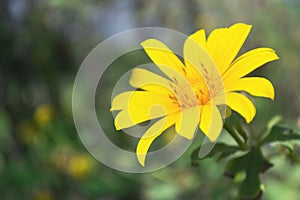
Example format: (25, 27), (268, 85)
(261, 125), (300, 145)
(191, 143), (241, 166)
(225, 148), (273, 199)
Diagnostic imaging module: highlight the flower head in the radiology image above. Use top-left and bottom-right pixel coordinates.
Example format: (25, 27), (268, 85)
(111, 23), (279, 166)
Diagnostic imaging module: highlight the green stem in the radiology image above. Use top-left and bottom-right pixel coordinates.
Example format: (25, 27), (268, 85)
(236, 123), (248, 143)
(224, 123), (246, 150)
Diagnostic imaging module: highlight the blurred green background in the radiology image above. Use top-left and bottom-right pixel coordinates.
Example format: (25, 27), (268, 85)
(1, 0), (300, 199)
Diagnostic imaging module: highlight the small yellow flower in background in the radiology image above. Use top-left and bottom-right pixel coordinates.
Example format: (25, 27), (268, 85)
(32, 189), (54, 200)
(50, 148), (94, 179)
(34, 104), (54, 127)
(111, 23), (279, 166)
(67, 154), (94, 179)
(18, 104), (54, 144)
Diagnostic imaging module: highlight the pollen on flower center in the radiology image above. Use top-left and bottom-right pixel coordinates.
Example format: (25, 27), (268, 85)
(191, 77), (211, 105)
(168, 76), (210, 109)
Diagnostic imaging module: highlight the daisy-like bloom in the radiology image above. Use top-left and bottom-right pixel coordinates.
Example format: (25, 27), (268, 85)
(111, 23), (279, 166)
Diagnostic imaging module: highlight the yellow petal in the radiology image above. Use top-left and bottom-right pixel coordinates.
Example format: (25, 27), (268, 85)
(223, 48), (279, 82)
(188, 29), (206, 48)
(206, 28), (227, 58)
(112, 91), (180, 130)
(129, 68), (173, 92)
(136, 114), (177, 166)
(199, 104), (223, 141)
(141, 39), (186, 79)
(114, 110), (135, 130)
(183, 30), (221, 87)
(175, 106), (200, 140)
(112, 91), (174, 111)
(183, 29), (208, 78)
(111, 91), (132, 111)
(207, 23), (252, 75)
(225, 77), (275, 100)
(226, 92), (256, 123)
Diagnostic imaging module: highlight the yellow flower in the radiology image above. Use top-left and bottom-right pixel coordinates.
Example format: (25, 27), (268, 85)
(34, 104), (54, 127)
(111, 23), (279, 166)
(67, 154), (94, 179)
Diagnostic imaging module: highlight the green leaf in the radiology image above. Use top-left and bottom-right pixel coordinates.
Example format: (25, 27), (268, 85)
(191, 143), (241, 167)
(266, 115), (283, 130)
(278, 141), (294, 153)
(261, 125), (300, 145)
(274, 141), (300, 164)
(225, 148), (273, 199)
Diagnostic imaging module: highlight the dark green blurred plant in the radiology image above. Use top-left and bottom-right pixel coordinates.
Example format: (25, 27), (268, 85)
(1, 0), (300, 199)
(191, 113), (300, 200)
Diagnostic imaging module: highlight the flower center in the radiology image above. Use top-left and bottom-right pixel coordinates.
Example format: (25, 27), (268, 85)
(168, 76), (210, 109)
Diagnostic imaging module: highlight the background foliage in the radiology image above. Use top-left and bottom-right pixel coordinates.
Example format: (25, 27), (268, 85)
(1, 0), (300, 199)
